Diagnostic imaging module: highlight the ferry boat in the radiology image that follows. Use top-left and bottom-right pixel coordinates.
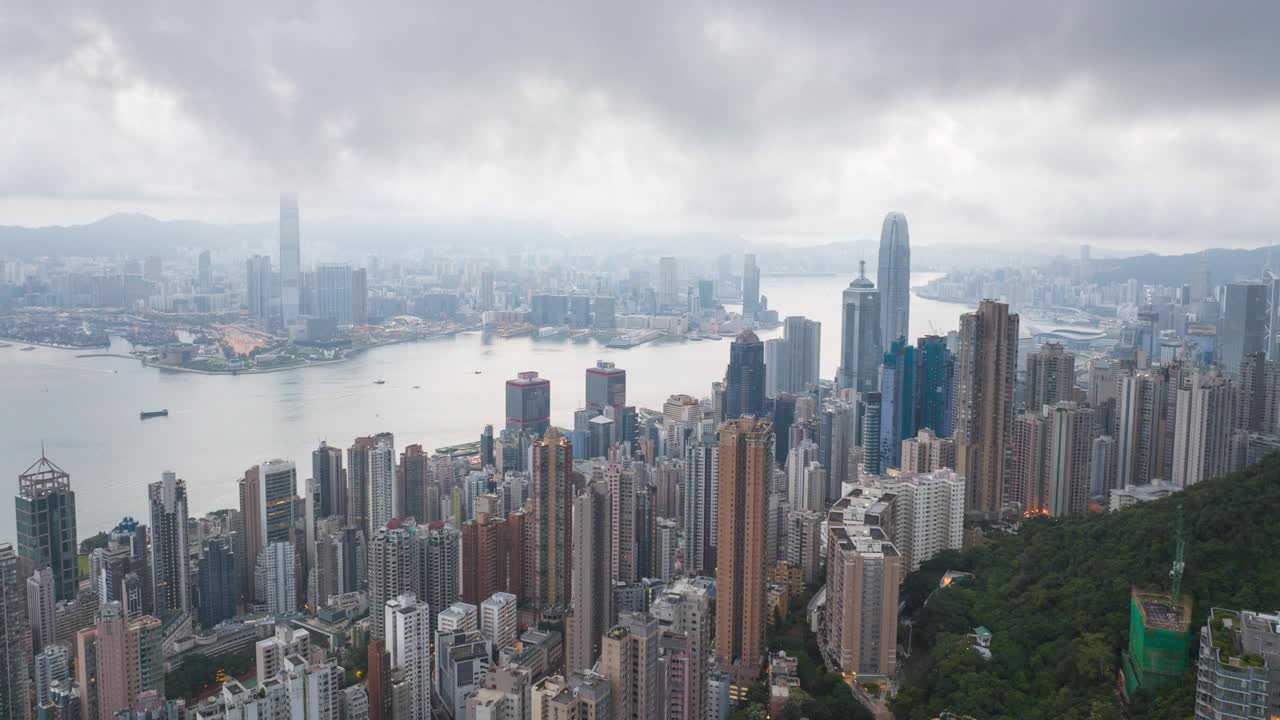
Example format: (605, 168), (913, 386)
(536, 326), (569, 339)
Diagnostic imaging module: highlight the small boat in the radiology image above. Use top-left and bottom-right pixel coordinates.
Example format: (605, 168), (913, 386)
(20, 346), (35, 351)
(374, 380), (386, 385)
(413, 385), (420, 389)
(473, 370), (482, 375)
(140, 410), (169, 420)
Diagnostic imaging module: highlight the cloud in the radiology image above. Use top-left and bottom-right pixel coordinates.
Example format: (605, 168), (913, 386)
(2, 1), (1279, 250)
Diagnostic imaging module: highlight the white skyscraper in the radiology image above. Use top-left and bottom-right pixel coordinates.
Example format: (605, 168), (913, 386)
(876, 211), (911, 344)
(386, 594), (432, 720)
(264, 541), (297, 616)
(658, 256), (679, 311)
(882, 469), (966, 572)
(370, 436), (397, 533)
(480, 592), (518, 652)
(279, 191), (301, 326)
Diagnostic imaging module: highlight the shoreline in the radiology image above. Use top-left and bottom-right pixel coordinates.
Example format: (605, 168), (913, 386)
(139, 331), (459, 376)
(0, 337), (111, 351)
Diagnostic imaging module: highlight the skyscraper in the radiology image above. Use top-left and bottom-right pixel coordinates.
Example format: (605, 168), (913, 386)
(567, 479), (613, 675)
(313, 441), (346, 520)
(506, 372), (552, 437)
(876, 211), (911, 343)
(352, 267), (369, 325)
(724, 330), (765, 419)
(766, 316), (821, 396)
(148, 471), (189, 614)
(600, 612), (660, 720)
(197, 249), (212, 289)
(27, 566), (56, 654)
(658, 256), (679, 311)
(900, 428), (956, 474)
(532, 428), (573, 617)
(368, 521), (422, 642)
(386, 594), (432, 720)
(954, 300), (1019, 516)
(714, 417), (773, 685)
(421, 524), (461, 633)
(96, 602), (163, 718)
(15, 452), (78, 602)
(0, 543), (29, 720)
(260, 459), (298, 546)
(824, 487), (900, 677)
(198, 535), (238, 629)
(1043, 403), (1095, 517)
(1171, 370), (1238, 488)
(881, 469), (965, 572)
(683, 442), (718, 575)
(742, 254), (761, 319)
(245, 254), (273, 320)
(585, 361), (626, 411)
(369, 435), (398, 535)
(1025, 343), (1076, 413)
(837, 261), (882, 394)
(1219, 281), (1268, 373)
(279, 191), (301, 326)
(1114, 368), (1173, 488)
(316, 263), (354, 325)
(263, 540), (297, 616)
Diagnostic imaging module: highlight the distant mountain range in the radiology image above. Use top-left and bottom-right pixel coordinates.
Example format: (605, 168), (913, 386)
(0, 213), (1274, 282)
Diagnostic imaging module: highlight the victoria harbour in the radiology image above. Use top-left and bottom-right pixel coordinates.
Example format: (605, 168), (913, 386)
(0, 272), (959, 541)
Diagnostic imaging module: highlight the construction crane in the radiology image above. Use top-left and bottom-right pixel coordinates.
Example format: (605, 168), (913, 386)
(1169, 503), (1186, 600)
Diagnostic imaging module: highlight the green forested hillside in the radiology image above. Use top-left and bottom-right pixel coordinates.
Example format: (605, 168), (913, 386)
(890, 454), (1280, 720)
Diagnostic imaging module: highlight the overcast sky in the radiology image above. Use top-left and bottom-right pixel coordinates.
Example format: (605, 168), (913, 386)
(2, 2), (1279, 250)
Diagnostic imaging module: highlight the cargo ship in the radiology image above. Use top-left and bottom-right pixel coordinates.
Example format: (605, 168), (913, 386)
(140, 410), (169, 420)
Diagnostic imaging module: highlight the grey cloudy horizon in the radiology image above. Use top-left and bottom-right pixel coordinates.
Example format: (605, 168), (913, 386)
(3, 1), (1279, 250)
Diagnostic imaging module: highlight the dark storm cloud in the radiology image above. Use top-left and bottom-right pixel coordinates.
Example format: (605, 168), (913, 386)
(3, 1), (1279, 248)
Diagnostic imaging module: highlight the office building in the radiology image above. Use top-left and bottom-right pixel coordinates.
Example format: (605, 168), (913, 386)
(148, 471), (189, 614)
(714, 417), (773, 685)
(724, 329), (766, 420)
(600, 612), (660, 720)
(900, 428), (956, 474)
(438, 631), (493, 720)
(198, 535), (239, 629)
(859, 391), (883, 476)
(316, 263), (354, 325)
(879, 336), (955, 470)
(742, 254), (761, 319)
(954, 300), (1019, 516)
(1219, 281), (1268, 373)
(0, 543), (29, 720)
(279, 191), (301, 326)
(766, 317), (821, 397)
(1172, 370), (1238, 488)
(96, 602), (163, 718)
(259, 459), (298, 546)
(532, 428), (573, 617)
(245, 254), (273, 320)
(877, 211), (911, 343)
(824, 488), (900, 677)
(386, 594), (432, 720)
(351, 267), (368, 325)
(568, 479), (613, 674)
(586, 361), (627, 411)
(507, 372), (552, 437)
(481, 591), (519, 652)
(658, 257), (679, 311)
(1025, 343), (1075, 412)
(837, 261), (882, 394)
(33, 643), (69, 709)
(312, 442), (345, 521)
(16, 452), (79, 602)
(1193, 608), (1280, 719)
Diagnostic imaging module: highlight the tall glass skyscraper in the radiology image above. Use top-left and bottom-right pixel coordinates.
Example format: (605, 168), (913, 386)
(876, 211), (911, 343)
(15, 453), (78, 602)
(724, 330), (765, 419)
(837, 261), (882, 394)
(279, 191), (301, 326)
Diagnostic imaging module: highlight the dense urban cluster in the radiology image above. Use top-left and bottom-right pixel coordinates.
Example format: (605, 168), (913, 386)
(1, 201), (1278, 720)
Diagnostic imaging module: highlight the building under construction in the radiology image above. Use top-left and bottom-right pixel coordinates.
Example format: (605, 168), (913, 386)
(1122, 588), (1193, 696)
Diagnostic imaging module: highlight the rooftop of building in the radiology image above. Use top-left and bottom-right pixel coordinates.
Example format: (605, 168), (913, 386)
(1133, 589), (1190, 632)
(1205, 607), (1280, 670)
(828, 487), (899, 556)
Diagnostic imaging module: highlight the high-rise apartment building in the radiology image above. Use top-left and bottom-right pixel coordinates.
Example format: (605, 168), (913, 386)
(422, 524), (462, 633)
(900, 428), (956, 474)
(683, 442), (718, 575)
(600, 612), (660, 720)
(650, 579), (712, 720)
(0, 543), (29, 720)
(714, 417), (773, 685)
(567, 480), (613, 674)
(1025, 343), (1075, 413)
(532, 428), (573, 617)
(785, 509), (824, 584)
(369, 435), (398, 536)
(386, 594), (432, 720)
(263, 540), (296, 616)
(148, 471), (189, 614)
(461, 510), (511, 606)
(507, 372), (552, 437)
(605, 462), (637, 583)
(1193, 608), (1280, 720)
(368, 521), (422, 641)
(824, 488), (900, 677)
(27, 566), (56, 654)
(1011, 403), (1094, 516)
(15, 453), (79, 602)
(279, 191), (301, 325)
(1171, 370), (1238, 488)
(658, 256), (679, 311)
(837, 261), (882, 394)
(954, 300), (1019, 516)
(480, 592), (519, 653)
(96, 602), (164, 718)
(876, 211), (911, 343)
(316, 263), (354, 325)
(881, 469), (965, 572)
(724, 330), (766, 419)
(1114, 368), (1174, 488)
(351, 267), (368, 325)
